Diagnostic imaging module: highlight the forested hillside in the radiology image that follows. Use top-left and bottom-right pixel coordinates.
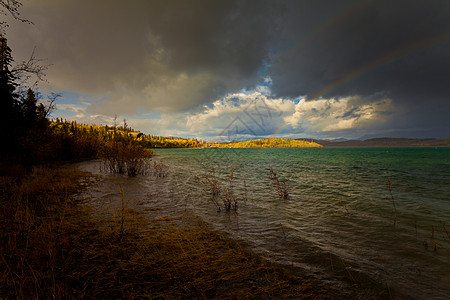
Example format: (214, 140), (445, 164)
(211, 138), (322, 148)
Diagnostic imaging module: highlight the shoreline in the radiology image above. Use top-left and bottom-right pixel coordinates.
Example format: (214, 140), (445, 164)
(1, 163), (405, 299)
(76, 162), (406, 299)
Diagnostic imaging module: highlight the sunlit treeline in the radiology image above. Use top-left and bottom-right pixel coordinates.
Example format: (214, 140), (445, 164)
(51, 119), (206, 149)
(51, 120), (322, 150)
(211, 138), (322, 148)
(139, 134), (206, 148)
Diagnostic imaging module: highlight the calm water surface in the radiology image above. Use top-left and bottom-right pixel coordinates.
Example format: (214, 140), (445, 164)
(80, 147), (450, 299)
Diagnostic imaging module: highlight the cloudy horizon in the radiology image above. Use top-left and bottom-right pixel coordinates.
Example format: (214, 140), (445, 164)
(4, 0), (450, 140)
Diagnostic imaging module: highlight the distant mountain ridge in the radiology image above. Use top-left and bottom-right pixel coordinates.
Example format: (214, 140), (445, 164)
(311, 137), (450, 147)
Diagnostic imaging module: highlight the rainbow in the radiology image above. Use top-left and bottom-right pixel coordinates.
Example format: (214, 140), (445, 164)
(271, 121), (291, 137)
(310, 31), (450, 100)
(269, 0), (369, 137)
(270, 31), (450, 137)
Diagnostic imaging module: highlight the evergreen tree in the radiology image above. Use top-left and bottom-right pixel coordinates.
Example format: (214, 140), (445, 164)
(22, 88), (37, 129)
(0, 36), (20, 158)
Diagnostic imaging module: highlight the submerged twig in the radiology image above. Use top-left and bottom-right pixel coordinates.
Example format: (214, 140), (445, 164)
(386, 177), (397, 227)
(119, 187), (130, 241)
(202, 167), (238, 213)
(269, 167), (289, 199)
(443, 222), (450, 245)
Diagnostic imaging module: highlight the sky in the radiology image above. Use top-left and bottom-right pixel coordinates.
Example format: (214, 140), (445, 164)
(4, 0), (450, 140)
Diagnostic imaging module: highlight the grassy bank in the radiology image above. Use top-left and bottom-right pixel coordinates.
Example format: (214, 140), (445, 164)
(1, 165), (396, 299)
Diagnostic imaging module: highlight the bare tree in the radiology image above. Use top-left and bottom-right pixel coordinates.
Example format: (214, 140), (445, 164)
(43, 91), (59, 118)
(0, 0), (32, 33)
(1, 0), (48, 90)
(1, 0), (50, 96)
(12, 47), (49, 90)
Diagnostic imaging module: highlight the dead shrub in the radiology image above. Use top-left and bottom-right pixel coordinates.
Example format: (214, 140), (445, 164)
(101, 135), (152, 176)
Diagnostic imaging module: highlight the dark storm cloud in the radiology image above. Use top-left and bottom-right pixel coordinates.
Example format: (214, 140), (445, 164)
(7, 0), (282, 114)
(146, 1), (278, 78)
(270, 0), (450, 98)
(268, 0), (450, 137)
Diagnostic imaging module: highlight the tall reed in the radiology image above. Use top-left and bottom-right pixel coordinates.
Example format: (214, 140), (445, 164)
(223, 167), (238, 214)
(443, 223), (450, 245)
(202, 167), (238, 213)
(153, 161), (168, 177)
(119, 187), (131, 240)
(202, 168), (222, 212)
(269, 167), (289, 199)
(385, 177), (397, 226)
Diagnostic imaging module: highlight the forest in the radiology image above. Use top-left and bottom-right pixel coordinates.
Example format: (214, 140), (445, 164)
(211, 138), (322, 148)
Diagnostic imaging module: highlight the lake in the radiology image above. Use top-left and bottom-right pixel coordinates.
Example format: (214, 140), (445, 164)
(80, 147), (450, 299)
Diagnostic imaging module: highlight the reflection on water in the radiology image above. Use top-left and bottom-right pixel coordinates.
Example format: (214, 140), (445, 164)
(78, 147), (450, 299)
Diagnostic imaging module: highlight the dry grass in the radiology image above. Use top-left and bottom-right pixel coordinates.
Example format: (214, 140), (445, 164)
(0, 166), (96, 298)
(83, 216), (331, 299)
(0, 164), (360, 299)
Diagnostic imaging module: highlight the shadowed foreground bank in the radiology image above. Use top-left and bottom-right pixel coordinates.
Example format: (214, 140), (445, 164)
(1, 166), (401, 299)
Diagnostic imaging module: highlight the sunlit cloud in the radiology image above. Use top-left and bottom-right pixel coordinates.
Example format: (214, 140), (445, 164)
(285, 97), (393, 133)
(53, 103), (114, 125)
(51, 85), (394, 140)
(183, 93), (393, 139)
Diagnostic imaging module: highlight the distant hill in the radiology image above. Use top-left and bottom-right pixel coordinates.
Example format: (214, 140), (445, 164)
(312, 138), (450, 147)
(211, 138), (322, 148)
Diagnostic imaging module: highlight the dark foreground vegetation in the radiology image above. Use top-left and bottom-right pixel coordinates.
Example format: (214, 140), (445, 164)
(1, 165), (349, 299)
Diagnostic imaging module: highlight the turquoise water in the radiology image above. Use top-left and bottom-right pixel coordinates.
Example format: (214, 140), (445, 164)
(148, 147), (450, 299)
(82, 147), (450, 298)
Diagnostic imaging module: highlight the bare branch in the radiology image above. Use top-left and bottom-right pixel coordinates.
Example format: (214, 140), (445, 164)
(12, 47), (50, 90)
(0, 0), (32, 24)
(45, 91), (60, 117)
